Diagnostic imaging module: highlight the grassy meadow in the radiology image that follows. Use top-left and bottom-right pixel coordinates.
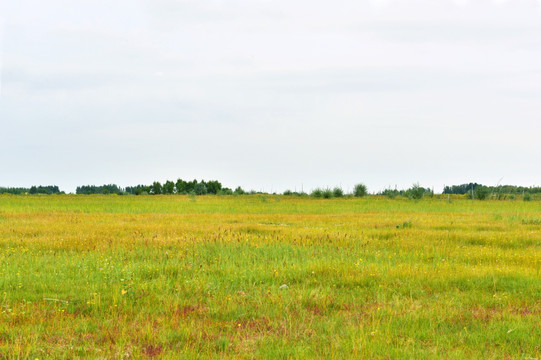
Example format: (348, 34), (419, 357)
(0, 195), (539, 359)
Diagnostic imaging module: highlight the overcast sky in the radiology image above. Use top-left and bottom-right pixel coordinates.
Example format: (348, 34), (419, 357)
(1, 0), (540, 193)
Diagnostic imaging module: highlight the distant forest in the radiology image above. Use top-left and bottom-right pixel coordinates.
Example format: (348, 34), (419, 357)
(442, 183), (541, 200)
(443, 183), (541, 195)
(75, 179), (241, 196)
(1, 181), (540, 200)
(0, 185), (62, 195)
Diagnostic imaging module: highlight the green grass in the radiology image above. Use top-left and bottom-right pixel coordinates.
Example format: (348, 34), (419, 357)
(0, 195), (539, 359)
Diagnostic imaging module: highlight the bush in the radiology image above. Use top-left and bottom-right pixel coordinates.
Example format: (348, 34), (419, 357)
(311, 188), (323, 198)
(382, 188), (399, 199)
(353, 183), (367, 197)
(474, 185), (490, 200)
(406, 183), (425, 200)
(333, 187), (343, 197)
(523, 192), (532, 202)
(322, 188), (333, 199)
(233, 187), (245, 195)
(218, 188), (233, 195)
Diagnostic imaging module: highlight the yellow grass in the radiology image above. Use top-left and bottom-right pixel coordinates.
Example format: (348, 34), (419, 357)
(0, 195), (539, 358)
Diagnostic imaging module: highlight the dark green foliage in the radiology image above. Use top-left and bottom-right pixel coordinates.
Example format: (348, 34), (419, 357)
(283, 190), (307, 196)
(310, 188), (334, 199)
(311, 188), (324, 198)
(473, 186), (490, 200)
(406, 183), (426, 200)
(333, 187), (344, 197)
(322, 188), (333, 199)
(0, 186), (61, 195)
(444, 183), (541, 199)
(443, 183), (482, 195)
(193, 182), (208, 195)
(205, 180), (222, 195)
(7, 179), (540, 199)
(125, 185), (150, 195)
(175, 179), (187, 194)
(150, 182), (162, 195)
(123, 179), (226, 196)
(353, 183), (368, 197)
(396, 220), (412, 229)
(30, 185), (61, 194)
(76, 184), (121, 195)
(219, 188), (233, 195)
(163, 181), (175, 194)
(234, 187), (245, 195)
(382, 187), (399, 199)
(495, 185), (541, 195)
(0, 187), (29, 195)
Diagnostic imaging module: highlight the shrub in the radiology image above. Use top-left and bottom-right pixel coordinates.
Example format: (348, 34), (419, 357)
(353, 183), (368, 197)
(333, 187), (343, 197)
(311, 188), (324, 198)
(406, 183), (425, 200)
(322, 188), (333, 199)
(382, 187), (399, 199)
(218, 188), (233, 195)
(474, 185), (490, 200)
(396, 220), (412, 229)
(523, 192), (532, 201)
(233, 187), (245, 195)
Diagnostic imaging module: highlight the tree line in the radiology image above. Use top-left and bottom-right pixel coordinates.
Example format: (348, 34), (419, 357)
(0, 186), (62, 195)
(76, 179), (245, 196)
(1, 181), (540, 200)
(442, 183), (541, 200)
(377, 184), (434, 200)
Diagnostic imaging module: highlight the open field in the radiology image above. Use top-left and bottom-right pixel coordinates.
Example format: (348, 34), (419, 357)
(0, 195), (539, 359)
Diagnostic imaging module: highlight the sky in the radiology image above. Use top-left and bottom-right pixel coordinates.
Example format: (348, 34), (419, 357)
(1, 0), (540, 194)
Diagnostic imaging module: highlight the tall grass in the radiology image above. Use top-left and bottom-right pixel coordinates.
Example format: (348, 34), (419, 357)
(0, 195), (539, 359)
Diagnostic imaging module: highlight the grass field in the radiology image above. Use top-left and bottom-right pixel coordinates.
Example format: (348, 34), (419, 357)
(0, 195), (539, 359)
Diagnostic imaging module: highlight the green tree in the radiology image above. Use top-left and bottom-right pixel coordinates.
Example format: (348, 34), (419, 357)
(175, 179), (187, 194)
(163, 181), (175, 194)
(353, 183), (368, 197)
(474, 185), (490, 200)
(185, 180), (198, 193)
(406, 183), (425, 200)
(151, 182), (162, 195)
(193, 182), (208, 195)
(205, 180), (222, 194)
